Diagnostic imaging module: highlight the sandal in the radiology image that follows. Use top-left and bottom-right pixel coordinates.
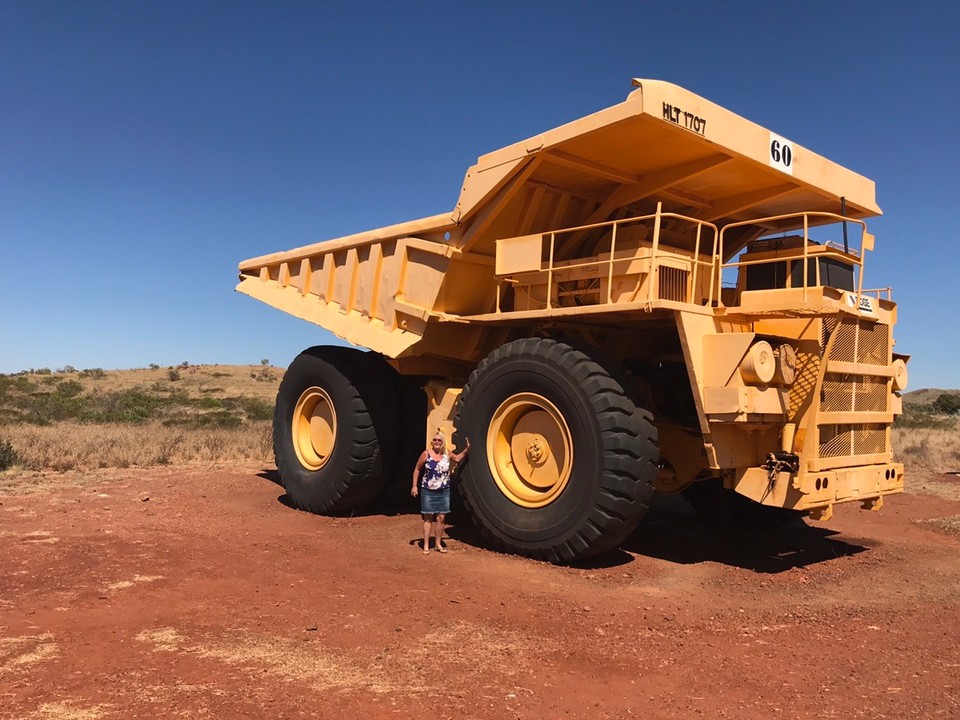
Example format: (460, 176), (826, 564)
(437, 545), (448, 554)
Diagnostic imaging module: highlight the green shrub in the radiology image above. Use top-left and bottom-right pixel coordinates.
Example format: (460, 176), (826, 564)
(933, 393), (960, 416)
(163, 411), (243, 429)
(0, 439), (19, 470)
(87, 388), (167, 424)
(57, 380), (84, 398)
(894, 407), (954, 429)
(238, 396), (273, 421)
(168, 369), (181, 382)
(80, 368), (107, 379)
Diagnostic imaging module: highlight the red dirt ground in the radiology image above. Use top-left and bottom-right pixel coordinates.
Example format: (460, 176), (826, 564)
(1, 465), (959, 719)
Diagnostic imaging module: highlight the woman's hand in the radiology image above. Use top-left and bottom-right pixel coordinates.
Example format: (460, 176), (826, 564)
(453, 437), (471, 465)
(411, 485), (419, 498)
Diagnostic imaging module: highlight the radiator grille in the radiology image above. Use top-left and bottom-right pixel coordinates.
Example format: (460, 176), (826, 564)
(829, 319), (890, 364)
(816, 317), (893, 463)
(819, 424), (887, 458)
(658, 266), (688, 302)
(821, 374), (889, 413)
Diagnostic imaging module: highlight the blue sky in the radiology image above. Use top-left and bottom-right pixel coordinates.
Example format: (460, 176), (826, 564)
(1, 1), (957, 389)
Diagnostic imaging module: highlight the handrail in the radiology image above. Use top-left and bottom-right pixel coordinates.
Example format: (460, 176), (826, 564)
(717, 212), (870, 307)
(494, 210), (875, 314)
(494, 206), (720, 312)
(862, 287), (893, 301)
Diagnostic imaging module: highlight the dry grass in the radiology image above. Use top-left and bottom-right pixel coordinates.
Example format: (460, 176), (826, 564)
(2, 423), (955, 476)
(919, 515), (960, 537)
(18, 364), (282, 402)
(0, 364), (281, 473)
(2, 364), (956, 478)
(0, 420), (273, 472)
(893, 420), (960, 473)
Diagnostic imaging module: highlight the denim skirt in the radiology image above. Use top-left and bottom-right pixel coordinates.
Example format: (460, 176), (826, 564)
(420, 487), (451, 515)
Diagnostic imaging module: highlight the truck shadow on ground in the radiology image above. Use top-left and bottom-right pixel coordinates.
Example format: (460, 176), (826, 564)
(617, 493), (868, 574)
(444, 493), (868, 574)
(257, 469), (867, 573)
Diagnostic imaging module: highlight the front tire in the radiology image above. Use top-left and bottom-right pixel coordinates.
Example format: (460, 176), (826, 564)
(273, 347), (398, 514)
(456, 338), (658, 563)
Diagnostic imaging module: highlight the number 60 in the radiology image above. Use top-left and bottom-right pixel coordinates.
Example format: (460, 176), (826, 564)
(771, 139), (793, 167)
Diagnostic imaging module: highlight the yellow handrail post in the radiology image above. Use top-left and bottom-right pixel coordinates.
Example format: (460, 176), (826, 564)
(546, 232), (555, 310)
(650, 202), (663, 302)
(802, 213), (809, 302)
(691, 223), (702, 304)
(607, 221), (618, 304)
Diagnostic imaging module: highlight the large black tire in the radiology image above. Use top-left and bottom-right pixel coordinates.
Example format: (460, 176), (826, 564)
(273, 347), (399, 514)
(455, 338), (658, 564)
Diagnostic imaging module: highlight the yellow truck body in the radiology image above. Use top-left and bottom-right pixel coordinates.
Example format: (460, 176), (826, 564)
(238, 80), (905, 562)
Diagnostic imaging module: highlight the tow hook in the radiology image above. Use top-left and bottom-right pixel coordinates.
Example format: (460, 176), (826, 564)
(763, 452), (800, 485)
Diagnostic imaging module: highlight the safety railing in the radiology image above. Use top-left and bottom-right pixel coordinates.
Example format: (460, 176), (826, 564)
(717, 212), (872, 306)
(494, 203), (719, 313)
(861, 287), (893, 301)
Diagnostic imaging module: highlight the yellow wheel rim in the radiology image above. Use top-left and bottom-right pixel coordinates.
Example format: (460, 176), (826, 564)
(292, 387), (337, 471)
(487, 393), (573, 508)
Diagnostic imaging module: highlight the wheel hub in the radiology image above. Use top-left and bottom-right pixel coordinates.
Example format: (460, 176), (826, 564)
(525, 437), (545, 464)
(488, 393), (573, 507)
(292, 386), (337, 471)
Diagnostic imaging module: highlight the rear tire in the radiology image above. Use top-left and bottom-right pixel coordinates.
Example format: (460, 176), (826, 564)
(456, 337), (658, 563)
(273, 347), (398, 514)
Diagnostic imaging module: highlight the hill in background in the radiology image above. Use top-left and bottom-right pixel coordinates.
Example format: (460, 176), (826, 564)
(0, 364), (284, 428)
(902, 388), (960, 406)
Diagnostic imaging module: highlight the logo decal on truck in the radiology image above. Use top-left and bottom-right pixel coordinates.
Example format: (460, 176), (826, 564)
(662, 102), (707, 136)
(845, 292), (875, 315)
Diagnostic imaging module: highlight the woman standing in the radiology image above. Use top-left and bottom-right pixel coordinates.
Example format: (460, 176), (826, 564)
(411, 430), (470, 554)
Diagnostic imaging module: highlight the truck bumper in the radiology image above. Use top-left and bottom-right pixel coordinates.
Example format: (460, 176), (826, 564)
(732, 462), (904, 520)
(800, 462), (904, 520)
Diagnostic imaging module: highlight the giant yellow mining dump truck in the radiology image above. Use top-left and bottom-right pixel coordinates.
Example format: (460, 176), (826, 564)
(237, 79), (908, 563)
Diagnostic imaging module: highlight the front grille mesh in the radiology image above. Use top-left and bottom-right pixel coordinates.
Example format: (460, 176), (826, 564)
(819, 424), (887, 458)
(816, 317), (892, 462)
(821, 375), (889, 413)
(830, 319), (890, 364)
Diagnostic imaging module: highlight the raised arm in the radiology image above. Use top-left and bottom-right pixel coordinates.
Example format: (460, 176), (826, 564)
(451, 437), (471, 465)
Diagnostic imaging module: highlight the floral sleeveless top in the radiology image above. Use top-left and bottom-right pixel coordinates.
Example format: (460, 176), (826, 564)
(421, 453), (452, 491)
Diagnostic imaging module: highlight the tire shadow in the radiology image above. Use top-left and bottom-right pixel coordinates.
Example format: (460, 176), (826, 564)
(258, 469), (410, 518)
(621, 493), (869, 574)
(257, 469), (282, 486)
